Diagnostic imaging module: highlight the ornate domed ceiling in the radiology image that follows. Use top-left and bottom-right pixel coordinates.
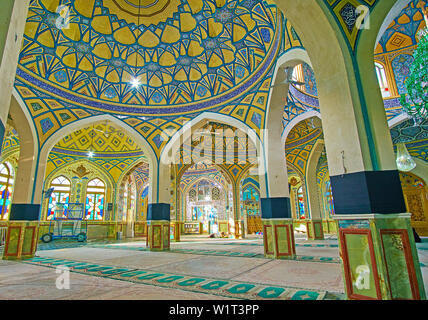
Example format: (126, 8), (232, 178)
(18, 0), (279, 115)
(52, 122), (145, 157)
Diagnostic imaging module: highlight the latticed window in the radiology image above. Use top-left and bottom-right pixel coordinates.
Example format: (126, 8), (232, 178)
(292, 64), (304, 91)
(47, 176), (70, 220)
(0, 162), (14, 220)
(189, 189), (197, 202)
(198, 180), (210, 201)
(85, 178), (106, 220)
(212, 187), (220, 201)
(375, 62), (391, 98)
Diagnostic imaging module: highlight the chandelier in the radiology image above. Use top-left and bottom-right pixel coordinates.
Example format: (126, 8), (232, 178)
(396, 142), (416, 172)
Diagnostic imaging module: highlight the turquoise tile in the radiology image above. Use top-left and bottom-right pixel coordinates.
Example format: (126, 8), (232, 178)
(38, 259), (56, 264)
(156, 275), (185, 283)
(73, 264), (98, 270)
(69, 263), (90, 268)
(227, 284), (256, 294)
(137, 273), (164, 280)
(299, 256), (314, 260)
(177, 278), (206, 286)
(257, 287), (285, 298)
(50, 260), (71, 266)
(101, 268), (130, 275)
(87, 266), (114, 272)
(319, 257), (333, 261)
(201, 281), (229, 290)
(119, 270), (147, 277)
(291, 291), (320, 300)
(54, 261), (81, 266)
(228, 252), (241, 256)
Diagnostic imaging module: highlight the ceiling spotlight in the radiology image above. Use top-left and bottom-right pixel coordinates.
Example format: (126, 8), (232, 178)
(88, 151), (94, 158)
(130, 77), (141, 89)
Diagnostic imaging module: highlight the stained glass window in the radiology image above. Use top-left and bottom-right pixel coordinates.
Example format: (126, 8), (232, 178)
(297, 186), (306, 219)
(85, 178), (105, 220)
(47, 176), (70, 220)
(0, 162), (14, 220)
(375, 62), (391, 98)
(122, 183), (128, 222)
(292, 64), (304, 91)
(141, 186), (148, 218)
(325, 180), (335, 216)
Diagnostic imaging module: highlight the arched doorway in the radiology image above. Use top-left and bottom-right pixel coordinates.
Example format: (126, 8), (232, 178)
(180, 164), (231, 236)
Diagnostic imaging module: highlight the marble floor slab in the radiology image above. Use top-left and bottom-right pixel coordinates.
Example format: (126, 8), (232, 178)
(0, 234), (426, 300)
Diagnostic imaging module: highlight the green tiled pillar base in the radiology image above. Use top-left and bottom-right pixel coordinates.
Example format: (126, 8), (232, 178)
(3, 221), (39, 260)
(335, 213), (426, 300)
(147, 220), (170, 251)
(262, 219), (296, 259)
(306, 220), (324, 240)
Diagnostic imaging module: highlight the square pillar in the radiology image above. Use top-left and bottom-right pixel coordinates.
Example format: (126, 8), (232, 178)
(233, 220), (244, 239)
(331, 170), (425, 300)
(147, 220), (170, 251)
(262, 219), (296, 259)
(170, 221), (181, 242)
(147, 203), (170, 251)
(4, 204), (40, 260)
(306, 220), (324, 240)
(261, 198), (296, 259)
(3, 221), (39, 260)
(335, 213), (426, 300)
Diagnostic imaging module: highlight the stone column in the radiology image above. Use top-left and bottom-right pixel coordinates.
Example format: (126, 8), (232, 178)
(321, 58), (427, 300)
(0, 0), (30, 153)
(146, 162), (171, 251)
(4, 95), (42, 260)
(232, 181), (244, 239)
(261, 64), (295, 259)
(305, 139), (325, 240)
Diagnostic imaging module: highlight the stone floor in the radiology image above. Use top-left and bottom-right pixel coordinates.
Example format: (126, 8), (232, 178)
(0, 233), (427, 300)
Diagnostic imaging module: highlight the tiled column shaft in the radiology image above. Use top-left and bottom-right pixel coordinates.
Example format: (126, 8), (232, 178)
(147, 203), (170, 251)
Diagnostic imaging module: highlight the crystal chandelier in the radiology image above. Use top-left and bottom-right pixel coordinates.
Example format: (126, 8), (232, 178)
(396, 142), (416, 172)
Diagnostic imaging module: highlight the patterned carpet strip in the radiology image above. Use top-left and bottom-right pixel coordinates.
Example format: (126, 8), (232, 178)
(24, 256), (345, 300)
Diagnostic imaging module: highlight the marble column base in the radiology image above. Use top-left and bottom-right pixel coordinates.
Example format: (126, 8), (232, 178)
(262, 219), (296, 259)
(3, 221), (39, 260)
(147, 220), (170, 251)
(335, 213), (426, 300)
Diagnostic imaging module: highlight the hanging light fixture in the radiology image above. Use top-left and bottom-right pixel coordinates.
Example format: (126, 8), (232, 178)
(396, 142), (416, 172)
(130, 0), (142, 90)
